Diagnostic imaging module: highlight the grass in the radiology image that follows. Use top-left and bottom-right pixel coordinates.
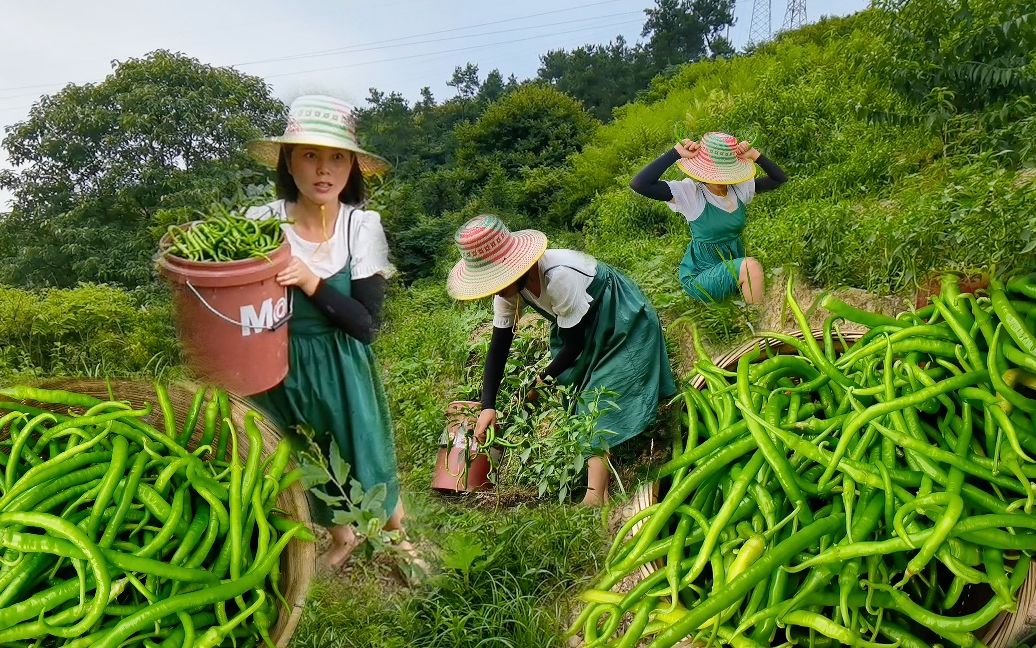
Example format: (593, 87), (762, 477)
(292, 504), (606, 648)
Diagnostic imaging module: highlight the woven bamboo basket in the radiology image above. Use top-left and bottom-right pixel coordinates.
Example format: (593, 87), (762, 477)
(625, 329), (1036, 646)
(0, 378), (315, 648)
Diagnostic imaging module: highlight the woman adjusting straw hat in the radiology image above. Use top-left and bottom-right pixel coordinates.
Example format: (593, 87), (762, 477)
(630, 131), (787, 304)
(447, 215), (676, 506)
(243, 94), (421, 571)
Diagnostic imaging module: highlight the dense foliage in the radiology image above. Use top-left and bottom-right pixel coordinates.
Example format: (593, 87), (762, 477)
(0, 50), (284, 288)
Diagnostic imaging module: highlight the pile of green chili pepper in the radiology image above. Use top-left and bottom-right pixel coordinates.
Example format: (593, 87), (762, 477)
(569, 271), (1036, 648)
(164, 203), (285, 263)
(0, 383), (313, 647)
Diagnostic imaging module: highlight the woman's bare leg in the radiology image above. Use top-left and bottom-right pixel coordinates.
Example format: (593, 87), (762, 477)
(321, 499), (410, 569)
(739, 257), (765, 305)
(582, 455), (611, 506)
(319, 524), (360, 569)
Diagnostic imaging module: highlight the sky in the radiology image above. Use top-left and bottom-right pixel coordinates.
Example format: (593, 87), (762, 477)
(0, 0), (869, 209)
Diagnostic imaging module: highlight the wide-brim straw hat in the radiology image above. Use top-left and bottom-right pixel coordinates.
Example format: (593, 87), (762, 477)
(247, 94), (390, 177)
(676, 131), (756, 185)
(447, 215), (548, 301)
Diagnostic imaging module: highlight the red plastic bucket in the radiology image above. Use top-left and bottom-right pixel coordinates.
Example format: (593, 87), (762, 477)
(915, 272), (989, 309)
(432, 400), (503, 493)
(156, 233), (292, 396)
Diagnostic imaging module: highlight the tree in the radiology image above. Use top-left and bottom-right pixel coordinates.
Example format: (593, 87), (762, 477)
(360, 88), (418, 169)
(478, 69), (507, 103)
(537, 36), (654, 121)
(641, 0), (736, 68)
(0, 50), (285, 288)
(456, 84), (599, 174)
(416, 86), (436, 111)
(447, 63), (482, 99)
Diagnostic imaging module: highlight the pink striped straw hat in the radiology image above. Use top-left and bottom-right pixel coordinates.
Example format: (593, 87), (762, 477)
(248, 95), (389, 177)
(447, 215), (548, 301)
(677, 132), (756, 185)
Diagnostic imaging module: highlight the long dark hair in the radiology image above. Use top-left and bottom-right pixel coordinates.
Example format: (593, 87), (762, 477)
(274, 145), (366, 205)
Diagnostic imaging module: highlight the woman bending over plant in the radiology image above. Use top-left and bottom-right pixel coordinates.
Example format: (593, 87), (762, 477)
(445, 215), (676, 506)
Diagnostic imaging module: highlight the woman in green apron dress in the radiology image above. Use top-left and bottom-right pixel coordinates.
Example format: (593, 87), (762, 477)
(630, 131), (787, 303)
(446, 215), (676, 505)
(244, 95), (415, 569)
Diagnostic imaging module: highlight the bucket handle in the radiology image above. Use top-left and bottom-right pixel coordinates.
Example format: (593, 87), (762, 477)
(185, 282), (294, 332)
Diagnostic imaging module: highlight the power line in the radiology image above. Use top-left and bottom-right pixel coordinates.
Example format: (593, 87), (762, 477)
(233, 0), (635, 66)
(234, 10), (643, 67)
(0, 18), (642, 115)
(0, 0), (640, 96)
(261, 19), (643, 79)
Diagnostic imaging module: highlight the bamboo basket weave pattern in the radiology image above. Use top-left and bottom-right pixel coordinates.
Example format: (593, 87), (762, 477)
(1, 378), (315, 648)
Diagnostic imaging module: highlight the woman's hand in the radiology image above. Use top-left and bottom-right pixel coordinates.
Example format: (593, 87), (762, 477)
(674, 138), (700, 160)
(277, 257), (320, 296)
(525, 386), (540, 406)
(735, 140), (761, 162)
(473, 409), (497, 443)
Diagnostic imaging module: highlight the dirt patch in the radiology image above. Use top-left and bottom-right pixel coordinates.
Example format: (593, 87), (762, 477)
(668, 270), (912, 373)
(1014, 166), (1036, 188)
(758, 274), (910, 334)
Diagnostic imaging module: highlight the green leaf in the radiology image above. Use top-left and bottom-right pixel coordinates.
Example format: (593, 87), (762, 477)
(349, 478), (365, 505)
(311, 488), (343, 506)
(297, 462), (331, 489)
(329, 442), (351, 486)
(362, 483), (388, 514)
(572, 455), (585, 473)
(441, 533), (485, 574)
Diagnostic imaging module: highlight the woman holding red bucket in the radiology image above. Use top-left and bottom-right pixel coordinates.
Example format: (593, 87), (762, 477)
(446, 215), (677, 506)
(243, 94), (418, 570)
(630, 132), (787, 304)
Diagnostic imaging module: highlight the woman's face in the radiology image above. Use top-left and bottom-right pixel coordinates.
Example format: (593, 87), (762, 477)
(498, 279), (521, 299)
(497, 269), (530, 299)
(287, 145), (354, 205)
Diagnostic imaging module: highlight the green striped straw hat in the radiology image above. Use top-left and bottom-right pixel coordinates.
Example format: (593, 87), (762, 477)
(248, 95), (390, 177)
(447, 215), (548, 301)
(677, 131), (755, 185)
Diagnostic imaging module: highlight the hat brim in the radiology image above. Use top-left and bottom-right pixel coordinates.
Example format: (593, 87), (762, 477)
(676, 156), (756, 185)
(446, 230), (549, 301)
(247, 134), (390, 177)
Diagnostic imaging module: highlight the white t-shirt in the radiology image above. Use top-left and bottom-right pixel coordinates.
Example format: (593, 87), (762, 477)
(492, 249), (597, 329)
(664, 178), (756, 222)
(244, 200), (396, 280)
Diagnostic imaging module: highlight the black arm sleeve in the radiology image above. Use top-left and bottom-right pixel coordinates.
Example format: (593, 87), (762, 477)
(629, 148), (681, 201)
(481, 326), (515, 410)
(308, 274), (386, 345)
(753, 155), (787, 194)
(542, 318), (589, 380)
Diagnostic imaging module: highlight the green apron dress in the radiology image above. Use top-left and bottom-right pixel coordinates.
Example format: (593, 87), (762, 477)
(252, 209), (400, 527)
(521, 261), (677, 451)
(678, 186), (748, 302)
